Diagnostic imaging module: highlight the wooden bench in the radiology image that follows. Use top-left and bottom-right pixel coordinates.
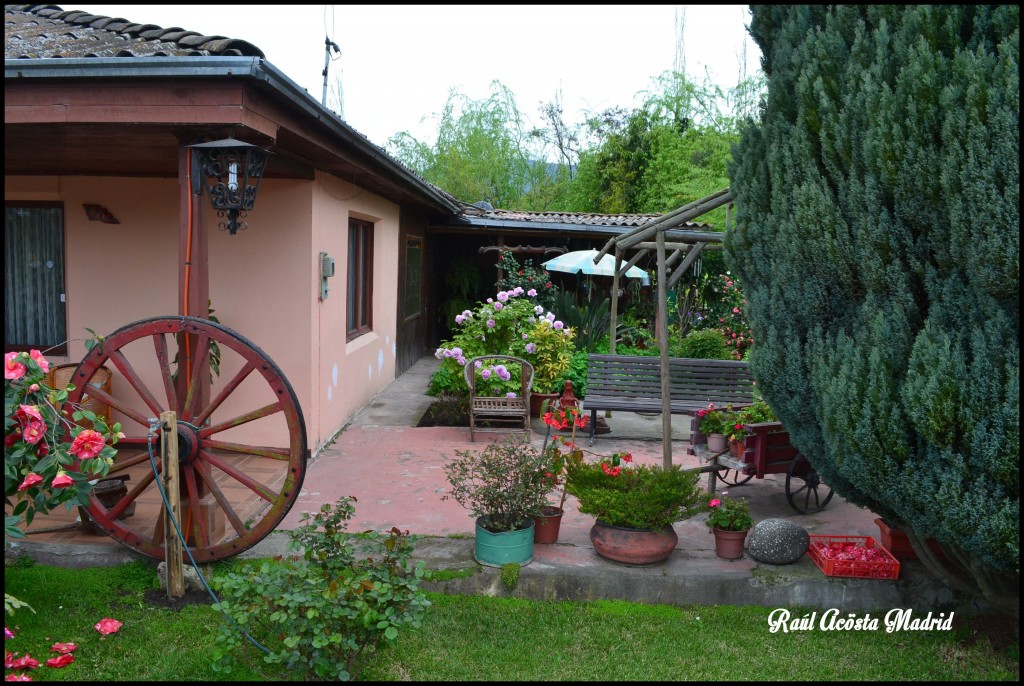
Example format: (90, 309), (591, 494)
(582, 354), (755, 445)
(464, 355), (534, 442)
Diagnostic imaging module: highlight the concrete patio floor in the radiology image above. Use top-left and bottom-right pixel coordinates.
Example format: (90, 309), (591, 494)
(6, 356), (983, 614)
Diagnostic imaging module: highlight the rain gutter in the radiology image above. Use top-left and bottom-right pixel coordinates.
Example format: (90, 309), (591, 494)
(4, 56), (462, 215)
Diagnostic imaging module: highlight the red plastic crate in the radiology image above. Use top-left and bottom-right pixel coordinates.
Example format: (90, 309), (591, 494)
(807, 535), (900, 580)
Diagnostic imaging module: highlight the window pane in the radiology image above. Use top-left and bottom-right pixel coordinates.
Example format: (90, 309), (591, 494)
(5, 205), (66, 349)
(347, 225), (358, 333)
(404, 239), (422, 317)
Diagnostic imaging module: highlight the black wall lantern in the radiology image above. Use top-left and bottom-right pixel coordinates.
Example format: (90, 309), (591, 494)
(189, 137), (270, 235)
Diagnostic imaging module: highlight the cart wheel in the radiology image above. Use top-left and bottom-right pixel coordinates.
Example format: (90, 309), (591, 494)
(716, 467), (754, 487)
(785, 454), (834, 514)
(65, 316), (306, 562)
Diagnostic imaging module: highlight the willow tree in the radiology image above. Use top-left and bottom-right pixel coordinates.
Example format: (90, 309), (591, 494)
(387, 80), (555, 210)
(727, 5), (1019, 614)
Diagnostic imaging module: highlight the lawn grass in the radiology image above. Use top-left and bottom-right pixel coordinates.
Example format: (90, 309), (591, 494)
(3, 558), (1018, 681)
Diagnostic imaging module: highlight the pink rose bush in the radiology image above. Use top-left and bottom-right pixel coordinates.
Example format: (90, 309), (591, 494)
(4, 350), (121, 538)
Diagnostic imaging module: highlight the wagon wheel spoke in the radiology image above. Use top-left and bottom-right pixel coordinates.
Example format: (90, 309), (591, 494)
(193, 459), (248, 537)
(105, 348), (165, 418)
(152, 333), (179, 411)
(785, 455), (835, 514)
(66, 315), (307, 563)
(182, 465), (208, 549)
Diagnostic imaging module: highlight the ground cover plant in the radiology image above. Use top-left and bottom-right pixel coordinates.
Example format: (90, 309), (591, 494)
(3, 558), (1017, 681)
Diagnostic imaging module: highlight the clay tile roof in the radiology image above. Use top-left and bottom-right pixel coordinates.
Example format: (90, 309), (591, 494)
(4, 4), (265, 59)
(456, 204), (711, 229)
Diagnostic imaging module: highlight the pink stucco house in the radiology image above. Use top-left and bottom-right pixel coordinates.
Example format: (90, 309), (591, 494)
(5, 5), (717, 558)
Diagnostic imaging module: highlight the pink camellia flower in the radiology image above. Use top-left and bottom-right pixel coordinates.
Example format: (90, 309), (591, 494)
(17, 473), (43, 492)
(733, 307), (740, 314)
(35, 441), (49, 458)
(94, 618), (123, 635)
(49, 643), (77, 655)
(493, 301), (503, 311)
(5, 654), (39, 670)
(486, 319), (495, 328)
(21, 420), (45, 446)
(70, 430), (106, 460)
(5, 627), (14, 640)
(709, 499), (722, 508)
(28, 350), (50, 374)
(17, 405), (44, 424)
(45, 654), (74, 668)
(51, 471), (74, 489)
(497, 291), (509, 302)
(5, 352), (27, 380)
(527, 288), (537, 297)
(5, 674), (33, 682)
(27, 384), (40, 393)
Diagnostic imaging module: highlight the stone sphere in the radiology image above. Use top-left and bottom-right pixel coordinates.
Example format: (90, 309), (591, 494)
(746, 518), (810, 565)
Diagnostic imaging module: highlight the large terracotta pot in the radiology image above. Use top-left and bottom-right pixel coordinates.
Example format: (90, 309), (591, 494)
(712, 526), (748, 560)
(532, 505), (564, 544)
(589, 520), (678, 565)
(530, 392), (559, 418)
(873, 518), (946, 561)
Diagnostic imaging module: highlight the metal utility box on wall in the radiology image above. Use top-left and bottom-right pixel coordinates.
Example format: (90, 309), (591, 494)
(320, 251), (335, 300)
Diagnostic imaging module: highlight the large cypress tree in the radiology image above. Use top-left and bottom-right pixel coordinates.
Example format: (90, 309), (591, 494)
(727, 6), (1019, 614)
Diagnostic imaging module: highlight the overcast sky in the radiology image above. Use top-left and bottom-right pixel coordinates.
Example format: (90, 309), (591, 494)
(77, 4), (761, 148)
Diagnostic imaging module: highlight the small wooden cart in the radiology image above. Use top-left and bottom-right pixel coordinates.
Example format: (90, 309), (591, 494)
(689, 418), (834, 514)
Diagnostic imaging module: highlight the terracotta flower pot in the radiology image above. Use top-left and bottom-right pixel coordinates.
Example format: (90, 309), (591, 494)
(730, 439), (744, 457)
(873, 518), (946, 561)
(533, 505), (564, 544)
(589, 520), (678, 565)
(530, 392), (559, 418)
(712, 526), (748, 560)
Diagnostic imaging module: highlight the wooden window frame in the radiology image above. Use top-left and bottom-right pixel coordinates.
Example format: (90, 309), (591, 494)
(346, 218), (374, 340)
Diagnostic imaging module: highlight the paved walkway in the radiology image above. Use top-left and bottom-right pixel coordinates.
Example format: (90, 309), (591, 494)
(7, 356), (976, 614)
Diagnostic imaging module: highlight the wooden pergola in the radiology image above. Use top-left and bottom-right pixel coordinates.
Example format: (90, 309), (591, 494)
(593, 188), (735, 467)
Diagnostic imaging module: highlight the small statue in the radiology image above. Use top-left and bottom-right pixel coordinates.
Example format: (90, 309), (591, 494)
(557, 380), (579, 412)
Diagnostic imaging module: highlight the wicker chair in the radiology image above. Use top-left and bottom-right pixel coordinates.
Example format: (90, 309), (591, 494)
(464, 355), (534, 442)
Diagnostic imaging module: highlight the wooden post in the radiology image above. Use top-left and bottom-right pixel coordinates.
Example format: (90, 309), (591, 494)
(160, 411), (185, 599)
(656, 231), (672, 469)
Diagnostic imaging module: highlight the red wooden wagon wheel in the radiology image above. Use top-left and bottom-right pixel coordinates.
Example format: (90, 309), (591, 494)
(65, 316), (306, 562)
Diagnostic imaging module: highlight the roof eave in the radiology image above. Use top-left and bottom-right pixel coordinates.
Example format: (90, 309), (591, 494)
(4, 56), (462, 215)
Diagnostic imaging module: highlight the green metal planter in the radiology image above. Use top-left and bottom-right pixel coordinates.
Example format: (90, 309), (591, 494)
(474, 517), (535, 567)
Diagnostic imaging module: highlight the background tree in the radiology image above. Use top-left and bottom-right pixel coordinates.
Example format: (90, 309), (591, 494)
(388, 80), (555, 210)
(727, 5), (1019, 615)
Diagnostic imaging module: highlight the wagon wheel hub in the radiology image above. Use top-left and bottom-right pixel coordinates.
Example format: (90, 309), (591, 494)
(173, 424), (200, 465)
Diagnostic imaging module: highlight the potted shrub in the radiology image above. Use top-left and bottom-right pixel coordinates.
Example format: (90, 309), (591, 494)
(696, 403), (730, 452)
(533, 405), (589, 544)
(725, 399), (777, 456)
(705, 494), (754, 559)
(564, 452), (705, 565)
(442, 435), (552, 566)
